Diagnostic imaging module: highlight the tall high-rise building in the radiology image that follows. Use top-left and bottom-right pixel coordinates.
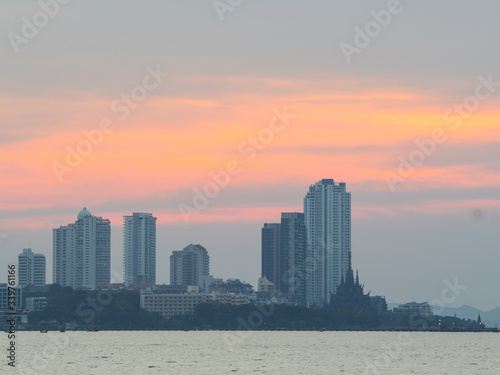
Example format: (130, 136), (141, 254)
(304, 179), (351, 307)
(123, 212), (157, 286)
(170, 244), (209, 287)
(280, 212), (306, 303)
(18, 248), (46, 287)
(53, 208), (111, 289)
(261, 223), (281, 289)
(261, 213), (306, 305)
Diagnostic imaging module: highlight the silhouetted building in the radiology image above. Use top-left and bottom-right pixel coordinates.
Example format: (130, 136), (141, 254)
(262, 223), (281, 287)
(280, 212), (306, 304)
(329, 269), (376, 315)
(170, 244), (210, 287)
(18, 248), (46, 287)
(53, 207), (111, 289)
(123, 212), (157, 286)
(370, 296), (388, 314)
(304, 179), (351, 307)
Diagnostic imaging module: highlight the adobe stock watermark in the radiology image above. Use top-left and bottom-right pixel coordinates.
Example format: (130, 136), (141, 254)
(213, 0), (243, 21)
(0, 233), (8, 245)
(223, 303), (274, 351)
(178, 107), (296, 223)
(51, 64), (169, 183)
(363, 333), (413, 375)
(384, 74), (500, 191)
(7, 0), (71, 54)
(340, 0), (412, 64)
(429, 277), (467, 316)
(223, 244), (309, 351)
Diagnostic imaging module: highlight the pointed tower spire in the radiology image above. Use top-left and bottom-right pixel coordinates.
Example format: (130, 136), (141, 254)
(478, 314), (482, 325)
(355, 270), (359, 286)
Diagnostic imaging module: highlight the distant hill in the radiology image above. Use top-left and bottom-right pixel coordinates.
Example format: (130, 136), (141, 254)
(437, 305), (500, 328)
(387, 303), (500, 328)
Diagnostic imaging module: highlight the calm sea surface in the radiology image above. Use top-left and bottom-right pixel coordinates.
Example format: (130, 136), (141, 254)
(9, 331), (500, 374)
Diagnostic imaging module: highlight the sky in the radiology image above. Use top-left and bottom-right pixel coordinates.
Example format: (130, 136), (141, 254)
(1, 0), (499, 311)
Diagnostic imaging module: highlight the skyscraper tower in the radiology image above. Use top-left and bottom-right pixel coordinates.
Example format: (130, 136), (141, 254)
(304, 179), (351, 307)
(170, 244), (210, 287)
(123, 212), (157, 286)
(53, 208), (111, 289)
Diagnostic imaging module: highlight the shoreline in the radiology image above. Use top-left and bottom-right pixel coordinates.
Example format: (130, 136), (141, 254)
(16, 327), (499, 333)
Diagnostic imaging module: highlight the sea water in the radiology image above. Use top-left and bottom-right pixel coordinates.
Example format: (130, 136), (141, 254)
(9, 331), (500, 374)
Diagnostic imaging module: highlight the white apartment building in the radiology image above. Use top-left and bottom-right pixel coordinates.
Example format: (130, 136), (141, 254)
(304, 179), (351, 307)
(123, 212), (157, 286)
(53, 208), (111, 289)
(18, 248), (46, 287)
(170, 244), (210, 287)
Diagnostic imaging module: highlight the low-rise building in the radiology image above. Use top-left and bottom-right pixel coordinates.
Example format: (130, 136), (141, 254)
(140, 285), (211, 319)
(199, 275), (223, 294)
(258, 276), (275, 293)
(26, 297), (47, 312)
(396, 301), (433, 317)
(213, 292), (249, 305)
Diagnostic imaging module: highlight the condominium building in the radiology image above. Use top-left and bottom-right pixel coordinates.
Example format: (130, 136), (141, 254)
(304, 179), (351, 307)
(53, 207), (111, 289)
(280, 212), (306, 302)
(123, 212), (157, 286)
(170, 244), (210, 287)
(18, 248), (46, 287)
(261, 213), (306, 305)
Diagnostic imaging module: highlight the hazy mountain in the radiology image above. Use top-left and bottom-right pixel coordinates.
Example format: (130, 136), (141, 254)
(388, 303), (500, 328)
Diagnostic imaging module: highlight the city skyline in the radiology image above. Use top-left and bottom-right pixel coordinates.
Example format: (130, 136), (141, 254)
(1, 189), (498, 310)
(1, 175), (497, 313)
(1, 1), (499, 311)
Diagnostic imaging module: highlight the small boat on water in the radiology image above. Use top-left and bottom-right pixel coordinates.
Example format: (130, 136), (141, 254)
(40, 330), (48, 333)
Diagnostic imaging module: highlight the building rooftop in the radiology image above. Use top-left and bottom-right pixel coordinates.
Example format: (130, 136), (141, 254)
(77, 207), (92, 220)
